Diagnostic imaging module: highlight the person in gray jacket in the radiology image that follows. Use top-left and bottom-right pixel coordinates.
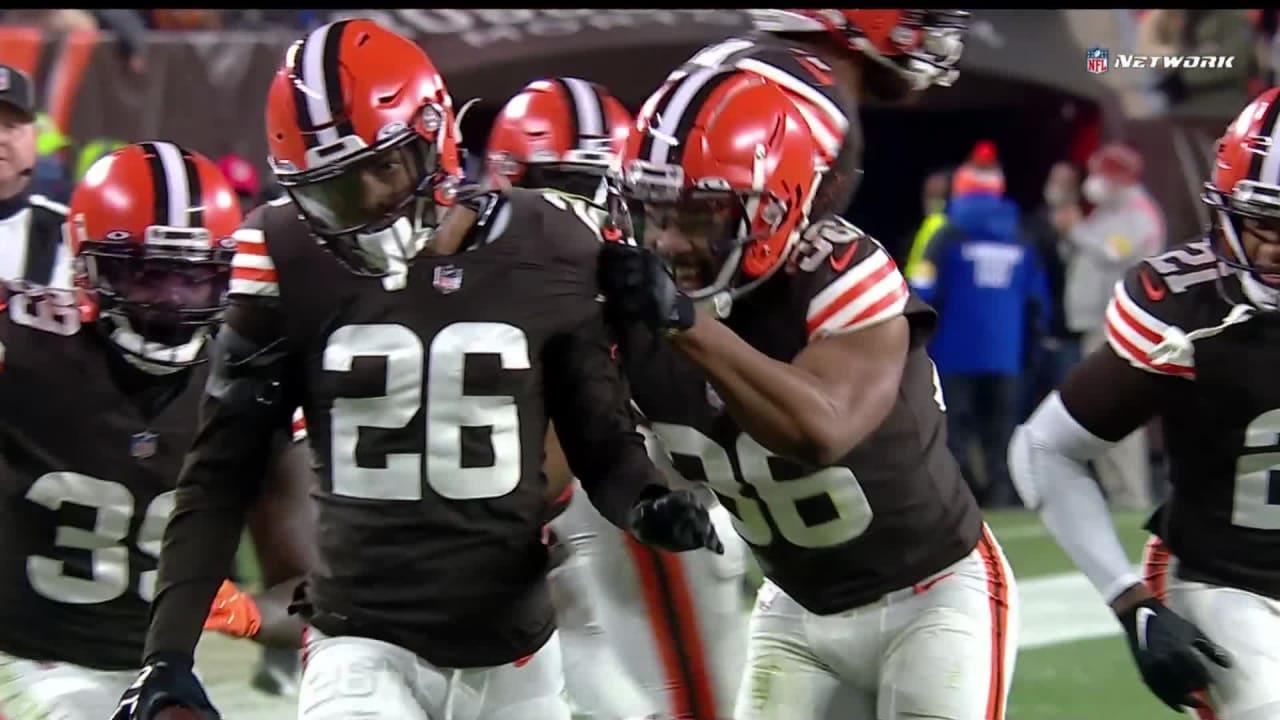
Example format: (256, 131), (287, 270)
(1054, 142), (1167, 509)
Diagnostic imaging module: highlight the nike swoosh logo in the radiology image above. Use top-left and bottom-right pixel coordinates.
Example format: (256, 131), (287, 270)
(829, 242), (860, 272)
(1136, 606), (1156, 652)
(1140, 269), (1166, 302)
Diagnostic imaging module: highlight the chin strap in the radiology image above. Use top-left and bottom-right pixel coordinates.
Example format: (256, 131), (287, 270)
(1146, 303), (1254, 367)
(107, 316), (208, 375)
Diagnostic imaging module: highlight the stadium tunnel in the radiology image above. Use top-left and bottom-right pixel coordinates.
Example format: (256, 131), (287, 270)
(441, 9), (1123, 260)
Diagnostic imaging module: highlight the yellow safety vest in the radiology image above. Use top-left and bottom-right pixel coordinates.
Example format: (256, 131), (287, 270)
(904, 212), (947, 282)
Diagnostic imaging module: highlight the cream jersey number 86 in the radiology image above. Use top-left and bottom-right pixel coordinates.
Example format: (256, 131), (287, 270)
(649, 422), (873, 549)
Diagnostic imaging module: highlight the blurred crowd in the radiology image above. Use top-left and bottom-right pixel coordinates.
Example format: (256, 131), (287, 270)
(902, 140), (1167, 511)
(24, 110), (280, 217)
(1119, 9), (1279, 117)
(0, 9), (326, 76)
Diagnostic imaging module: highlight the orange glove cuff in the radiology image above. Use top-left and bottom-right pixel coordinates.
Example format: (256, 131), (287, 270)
(204, 579), (263, 639)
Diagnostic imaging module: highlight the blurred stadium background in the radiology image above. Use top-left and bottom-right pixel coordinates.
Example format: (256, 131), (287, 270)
(5, 8), (1275, 718)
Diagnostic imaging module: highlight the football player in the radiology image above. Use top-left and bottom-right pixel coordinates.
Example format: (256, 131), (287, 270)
(110, 19), (721, 720)
(600, 66), (1017, 720)
(665, 9), (968, 219)
(487, 77), (748, 720)
(0, 142), (316, 720)
(1008, 86), (1280, 718)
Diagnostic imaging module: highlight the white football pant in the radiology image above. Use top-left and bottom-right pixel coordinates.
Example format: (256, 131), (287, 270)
(550, 475), (748, 720)
(735, 525), (1018, 720)
(1143, 538), (1280, 720)
(0, 651), (135, 720)
(297, 626), (569, 720)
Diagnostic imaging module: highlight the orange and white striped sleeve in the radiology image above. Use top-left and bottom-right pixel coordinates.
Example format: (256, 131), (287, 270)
(1103, 268), (1195, 379)
(805, 239), (910, 342)
(229, 226), (279, 298)
(290, 407), (308, 443)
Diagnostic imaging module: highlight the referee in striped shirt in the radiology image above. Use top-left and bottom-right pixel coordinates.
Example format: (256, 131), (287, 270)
(0, 64), (72, 288)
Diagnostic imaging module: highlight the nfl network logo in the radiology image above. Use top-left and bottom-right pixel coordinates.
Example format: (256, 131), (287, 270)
(1086, 47), (1109, 74)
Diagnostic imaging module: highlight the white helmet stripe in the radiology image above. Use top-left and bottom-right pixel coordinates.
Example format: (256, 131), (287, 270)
(560, 77), (604, 142)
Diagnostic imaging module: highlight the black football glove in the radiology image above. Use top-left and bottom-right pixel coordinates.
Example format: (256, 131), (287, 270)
(630, 488), (724, 555)
(111, 652), (219, 720)
(1117, 598), (1231, 711)
(598, 242), (696, 335)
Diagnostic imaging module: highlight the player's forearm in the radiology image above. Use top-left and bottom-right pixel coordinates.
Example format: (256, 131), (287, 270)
(145, 482), (253, 659)
(569, 431), (666, 530)
(247, 440), (319, 586)
(1008, 392), (1142, 605)
(147, 397), (279, 659)
(669, 309), (851, 466)
(252, 577), (307, 649)
(549, 317), (668, 530)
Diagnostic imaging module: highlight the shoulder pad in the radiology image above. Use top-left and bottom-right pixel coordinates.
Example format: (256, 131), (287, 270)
(798, 217), (909, 341)
(537, 189), (608, 238)
(1103, 242), (1224, 379)
(229, 205), (284, 298)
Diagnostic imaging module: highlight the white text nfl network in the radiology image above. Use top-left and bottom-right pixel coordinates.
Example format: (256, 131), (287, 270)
(1113, 54), (1236, 70)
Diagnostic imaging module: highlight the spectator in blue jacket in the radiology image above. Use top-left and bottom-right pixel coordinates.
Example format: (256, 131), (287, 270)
(907, 141), (1051, 507)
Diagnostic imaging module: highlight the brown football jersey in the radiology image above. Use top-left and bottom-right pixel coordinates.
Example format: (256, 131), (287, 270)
(170, 188), (659, 667)
(0, 286), (206, 670)
(666, 33), (863, 217)
(621, 219), (983, 615)
(1098, 240), (1280, 598)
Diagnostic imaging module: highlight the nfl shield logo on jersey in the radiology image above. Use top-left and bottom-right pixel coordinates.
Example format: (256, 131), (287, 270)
(1086, 47), (1109, 74)
(130, 430), (159, 460)
(705, 381), (725, 413)
(433, 265), (464, 294)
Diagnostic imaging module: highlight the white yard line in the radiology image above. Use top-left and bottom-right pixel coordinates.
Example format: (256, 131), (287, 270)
(1016, 570), (1124, 650)
(988, 523), (1050, 541)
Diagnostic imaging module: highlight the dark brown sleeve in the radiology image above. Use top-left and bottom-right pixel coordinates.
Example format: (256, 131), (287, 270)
(543, 309), (666, 530)
(144, 298), (295, 660)
(246, 438), (318, 586)
(1058, 344), (1169, 442)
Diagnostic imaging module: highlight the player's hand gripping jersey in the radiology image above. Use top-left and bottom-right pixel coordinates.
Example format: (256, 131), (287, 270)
(620, 216), (984, 613)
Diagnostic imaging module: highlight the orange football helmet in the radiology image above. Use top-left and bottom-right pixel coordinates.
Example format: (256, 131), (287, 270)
(748, 9), (969, 91)
(68, 141), (241, 368)
(1204, 86), (1280, 302)
(623, 68), (819, 302)
(486, 77), (633, 200)
(264, 18), (462, 275)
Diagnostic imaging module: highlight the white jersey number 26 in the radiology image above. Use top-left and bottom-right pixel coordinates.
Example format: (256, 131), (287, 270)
(323, 321), (529, 502)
